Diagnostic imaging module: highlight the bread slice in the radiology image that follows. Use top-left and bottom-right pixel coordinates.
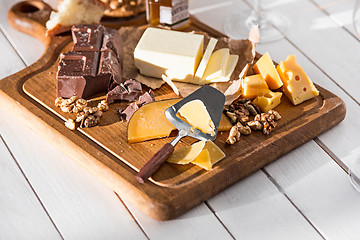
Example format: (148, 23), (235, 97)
(46, 0), (109, 36)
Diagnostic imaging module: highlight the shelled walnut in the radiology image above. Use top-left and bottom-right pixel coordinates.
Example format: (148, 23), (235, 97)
(55, 96), (88, 113)
(226, 122), (251, 145)
(225, 98), (281, 144)
(76, 107), (103, 128)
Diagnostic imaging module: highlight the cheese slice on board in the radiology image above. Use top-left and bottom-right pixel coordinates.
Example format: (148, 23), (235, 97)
(134, 27), (204, 83)
(167, 140), (206, 164)
(192, 141), (226, 170)
(194, 37), (218, 84)
(201, 48), (230, 81)
(167, 140), (226, 170)
(204, 54), (239, 83)
(177, 99), (215, 136)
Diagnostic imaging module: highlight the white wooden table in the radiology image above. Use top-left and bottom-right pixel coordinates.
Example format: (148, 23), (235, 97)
(1, 0), (360, 239)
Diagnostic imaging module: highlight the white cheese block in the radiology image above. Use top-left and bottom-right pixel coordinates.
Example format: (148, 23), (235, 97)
(204, 54), (239, 83)
(194, 37), (218, 84)
(133, 27), (204, 83)
(201, 48), (230, 82)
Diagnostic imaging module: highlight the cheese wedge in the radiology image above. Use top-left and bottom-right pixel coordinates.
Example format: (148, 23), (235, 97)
(177, 99), (215, 136)
(127, 99), (230, 143)
(253, 52), (283, 90)
(194, 37), (218, 83)
(276, 55), (319, 105)
(134, 27), (204, 83)
(127, 99), (180, 143)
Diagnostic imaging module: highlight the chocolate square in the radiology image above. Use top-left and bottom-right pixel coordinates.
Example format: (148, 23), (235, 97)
(71, 24), (104, 52)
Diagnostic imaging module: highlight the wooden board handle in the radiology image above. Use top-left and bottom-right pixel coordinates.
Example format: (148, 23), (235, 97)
(135, 143), (175, 184)
(8, 1), (52, 45)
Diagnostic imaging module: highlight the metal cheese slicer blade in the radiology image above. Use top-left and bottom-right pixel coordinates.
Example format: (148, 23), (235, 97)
(135, 85), (225, 183)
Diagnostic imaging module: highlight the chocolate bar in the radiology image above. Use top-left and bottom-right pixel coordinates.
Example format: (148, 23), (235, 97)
(57, 24), (124, 99)
(117, 102), (139, 122)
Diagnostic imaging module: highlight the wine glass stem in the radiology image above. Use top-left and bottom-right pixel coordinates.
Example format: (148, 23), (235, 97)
(249, 0), (265, 28)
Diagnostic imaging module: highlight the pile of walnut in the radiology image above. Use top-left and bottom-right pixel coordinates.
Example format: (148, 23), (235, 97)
(225, 99), (281, 145)
(55, 96), (109, 130)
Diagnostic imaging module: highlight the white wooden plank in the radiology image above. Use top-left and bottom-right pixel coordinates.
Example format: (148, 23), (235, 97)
(312, 0), (354, 32)
(0, 107), (147, 240)
(0, 137), (62, 240)
(0, 29), (26, 79)
(0, 0), (44, 65)
(191, 0), (360, 239)
(207, 171), (323, 240)
(124, 199), (234, 240)
(265, 141), (360, 239)
(254, 1), (360, 168)
(266, 0), (360, 102)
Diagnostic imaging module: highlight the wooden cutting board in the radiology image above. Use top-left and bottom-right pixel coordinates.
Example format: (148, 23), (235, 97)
(0, 1), (346, 220)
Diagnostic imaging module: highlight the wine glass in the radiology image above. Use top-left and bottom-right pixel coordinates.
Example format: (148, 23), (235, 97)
(224, 0), (289, 43)
(349, 0), (360, 192)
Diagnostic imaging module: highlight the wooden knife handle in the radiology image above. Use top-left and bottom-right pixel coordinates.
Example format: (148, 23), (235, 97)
(135, 143), (174, 184)
(8, 1), (53, 44)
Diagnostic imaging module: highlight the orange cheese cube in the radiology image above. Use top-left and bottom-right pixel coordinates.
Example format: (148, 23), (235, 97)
(276, 55), (319, 105)
(254, 52), (283, 90)
(241, 74), (269, 99)
(252, 90), (283, 112)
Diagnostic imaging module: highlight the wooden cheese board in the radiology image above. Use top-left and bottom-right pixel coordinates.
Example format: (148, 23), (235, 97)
(0, 1), (346, 220)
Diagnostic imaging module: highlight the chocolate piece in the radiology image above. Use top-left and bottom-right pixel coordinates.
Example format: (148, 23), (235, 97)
(99, 51), (122, 87)
(57, 52), (107, 98)
(57, 24), (125, 99)
(101, 27), (124, 68)
(71, 24), (104, 52)
(106, 79), (143, 104)
(117, 102), (139, 122)
(138, 90), (155, 107)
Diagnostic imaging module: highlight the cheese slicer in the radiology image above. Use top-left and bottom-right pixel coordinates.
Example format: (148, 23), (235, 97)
(135, 85), (225, 183)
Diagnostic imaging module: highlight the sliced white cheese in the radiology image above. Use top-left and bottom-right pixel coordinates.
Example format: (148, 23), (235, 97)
(193, 37), (218, 84)
(134, 27), (204, 83)
(201, 48), (230, 82)
(204, 54), (239, 83)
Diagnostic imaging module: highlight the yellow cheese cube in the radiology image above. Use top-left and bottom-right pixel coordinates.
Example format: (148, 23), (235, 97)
(252, 90), (283, 112)
(276, 55), (319, 105)
(254, 52), (283, 90)
(134, 27), (204, 83)
(177, 99), (215, 136)
(241, 74), (269, 99)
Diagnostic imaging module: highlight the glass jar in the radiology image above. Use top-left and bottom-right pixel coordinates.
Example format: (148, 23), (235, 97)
(146, 0), (190, 30)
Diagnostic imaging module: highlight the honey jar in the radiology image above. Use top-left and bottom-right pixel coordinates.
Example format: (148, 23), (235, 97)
(145, 0), (190, 30)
